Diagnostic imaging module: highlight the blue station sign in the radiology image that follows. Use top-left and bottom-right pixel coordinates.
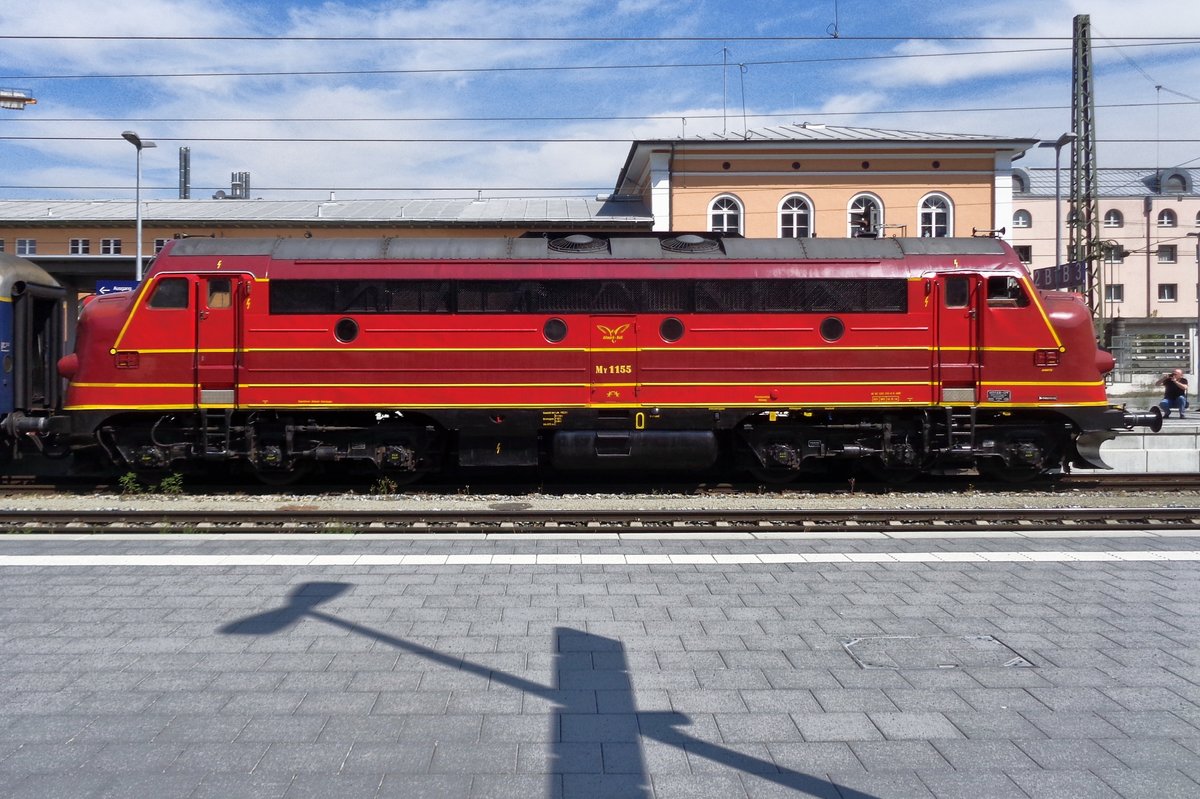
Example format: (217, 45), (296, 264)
(1031, 262), (1089, 291)
(94, 280), (139, 296)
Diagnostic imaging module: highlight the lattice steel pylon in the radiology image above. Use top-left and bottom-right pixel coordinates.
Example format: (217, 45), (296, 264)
(1069, 14), (1103, 326)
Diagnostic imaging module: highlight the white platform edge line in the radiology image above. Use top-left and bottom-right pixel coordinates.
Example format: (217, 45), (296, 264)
(1, 551), (1200, 567)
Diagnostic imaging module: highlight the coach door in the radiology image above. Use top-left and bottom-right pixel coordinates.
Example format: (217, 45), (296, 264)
(194, 274), (244, 408)
(589, 316), (638, 405)
(934, 274), (981, 403)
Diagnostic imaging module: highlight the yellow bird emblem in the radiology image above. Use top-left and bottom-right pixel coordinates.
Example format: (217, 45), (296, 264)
(597, 323), (631, 343)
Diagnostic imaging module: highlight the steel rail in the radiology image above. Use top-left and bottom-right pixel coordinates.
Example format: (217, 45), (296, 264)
(1, 507), (1199, 535)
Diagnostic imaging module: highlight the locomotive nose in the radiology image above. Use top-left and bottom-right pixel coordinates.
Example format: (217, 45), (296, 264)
(1095, 349), (1115, 375)
(57, 353), (79, 379)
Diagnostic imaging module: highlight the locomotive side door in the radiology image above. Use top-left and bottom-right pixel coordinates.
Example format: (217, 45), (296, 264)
(589, 316), (638, 405)
(934, 274), (981, 403)
(194, 274), (245, 408)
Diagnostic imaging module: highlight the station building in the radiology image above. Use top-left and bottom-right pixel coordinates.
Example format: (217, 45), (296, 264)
(1009, 167), (1200, 380)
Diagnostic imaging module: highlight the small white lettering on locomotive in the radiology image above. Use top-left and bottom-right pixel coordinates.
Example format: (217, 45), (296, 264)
(987, 389), (1012, 402)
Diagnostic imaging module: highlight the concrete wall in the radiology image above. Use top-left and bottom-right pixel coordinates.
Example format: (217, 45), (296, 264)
(1099, 426), (1200, 472)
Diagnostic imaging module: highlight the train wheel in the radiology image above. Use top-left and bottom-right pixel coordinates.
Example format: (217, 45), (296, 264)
(748, 465), (798, 485)
(252, 463), (313, 487)
(975, 459), (1043, 483)
(862, 458), (921, 484)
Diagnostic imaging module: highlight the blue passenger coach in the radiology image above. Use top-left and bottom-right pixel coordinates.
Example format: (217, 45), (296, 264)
(0, 252), (67, 462)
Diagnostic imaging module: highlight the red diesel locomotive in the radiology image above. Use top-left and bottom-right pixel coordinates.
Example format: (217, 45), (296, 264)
(56, 234), (1157, 483)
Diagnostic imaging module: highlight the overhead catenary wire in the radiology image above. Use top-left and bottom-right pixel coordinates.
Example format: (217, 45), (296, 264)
(1, 40), (1196, 82)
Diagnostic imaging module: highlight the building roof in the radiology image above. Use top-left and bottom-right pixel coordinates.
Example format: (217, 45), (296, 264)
(615, 124), (1038, 196)
(1015, 167), (1200, 198)
(692, 122), (1037, 145)
(0, 196), (653, 228)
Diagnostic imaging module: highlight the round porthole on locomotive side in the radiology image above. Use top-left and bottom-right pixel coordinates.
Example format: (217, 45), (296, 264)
(819, 316), (845, 342)
(334, 317), (359, 343)
(660, 317), (684, 342)
(543, 317), (568, 343)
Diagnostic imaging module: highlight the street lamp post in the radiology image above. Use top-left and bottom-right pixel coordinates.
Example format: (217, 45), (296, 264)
(121, 131), (156, 282)
(1038, 132), (1077, 268)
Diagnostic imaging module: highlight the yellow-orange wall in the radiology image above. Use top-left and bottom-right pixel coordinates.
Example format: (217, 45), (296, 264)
(663, 150), (999, 238)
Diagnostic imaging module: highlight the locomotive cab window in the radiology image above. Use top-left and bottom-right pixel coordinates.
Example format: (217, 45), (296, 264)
(207, 278), (232, 308)
(147, 277), (189, 309)
(943, 277), (971, 308)
(986, 276), (1030, 307)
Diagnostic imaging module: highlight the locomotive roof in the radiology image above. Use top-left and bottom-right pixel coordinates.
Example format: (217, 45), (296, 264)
(0, 251), (61, 296)
(164, 234), (1009, 263)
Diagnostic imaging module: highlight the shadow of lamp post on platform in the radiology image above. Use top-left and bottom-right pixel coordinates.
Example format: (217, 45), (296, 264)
(221, 581), (879, 799)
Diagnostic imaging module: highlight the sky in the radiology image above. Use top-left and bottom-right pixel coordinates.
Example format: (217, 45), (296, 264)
(0, 0), (1198, 202)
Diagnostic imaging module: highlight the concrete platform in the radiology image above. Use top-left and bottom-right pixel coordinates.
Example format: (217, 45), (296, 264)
(1100, 417), (1200, 473)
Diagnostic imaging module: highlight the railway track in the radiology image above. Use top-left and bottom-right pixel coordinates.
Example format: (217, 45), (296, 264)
(2, 470), (1200, 497)
(2, 506), (1200, 535)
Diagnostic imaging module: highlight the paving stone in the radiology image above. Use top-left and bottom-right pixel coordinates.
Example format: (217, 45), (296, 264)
(1006, 768), (1122, 798)
(915, 770), (1035, 799)
(790, 712), (883, 742)
(868, 711), (962, 740)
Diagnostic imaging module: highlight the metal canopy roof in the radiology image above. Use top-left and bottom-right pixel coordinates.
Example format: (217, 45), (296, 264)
(0, 196), (653, 227)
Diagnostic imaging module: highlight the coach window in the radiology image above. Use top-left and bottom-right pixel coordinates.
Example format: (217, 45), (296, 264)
(778, 194), (813, 238)
(918, 193), (952, 237)
(147, 277), (189, 309)
(848, 194), (882, 237)
(708, 195), (743, 234)
(207, 278), (232, 308)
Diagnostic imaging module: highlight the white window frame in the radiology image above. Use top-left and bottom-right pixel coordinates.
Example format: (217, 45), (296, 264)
(777, 194), (813, 238)
(15, 238), (35, 256)
(918, 192), (953, 238)
(708, 194), (743, 235)
(1013, 245), (1033, 264)
(1158, 283), (1178, 302)
(1012, 209), (1032, 228)
(847, 193), (884, 237)
(1157, 209), (1177, 228)
(101, 238), (122, 255)
(69, 238), (90, 255)
(1105, 284), (1124, 303)
(1158, 245), (1178, 264)
(153, 238), (169, 253)
(1103, 209), (1123, 228)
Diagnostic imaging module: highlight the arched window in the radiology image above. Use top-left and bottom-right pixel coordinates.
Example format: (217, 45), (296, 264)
(708, 195), (743, 234)
(918, 193), (953, 237)
(778, 194), (813, 238)
(1158, 208), (1177, 228)
(1103, 209), (1124, 228)
(1195, 210), (1200, 227)
(848, 194), (883, 237)
(1011, 172), (1027, 193)
(1012, 209), (1032, 228)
